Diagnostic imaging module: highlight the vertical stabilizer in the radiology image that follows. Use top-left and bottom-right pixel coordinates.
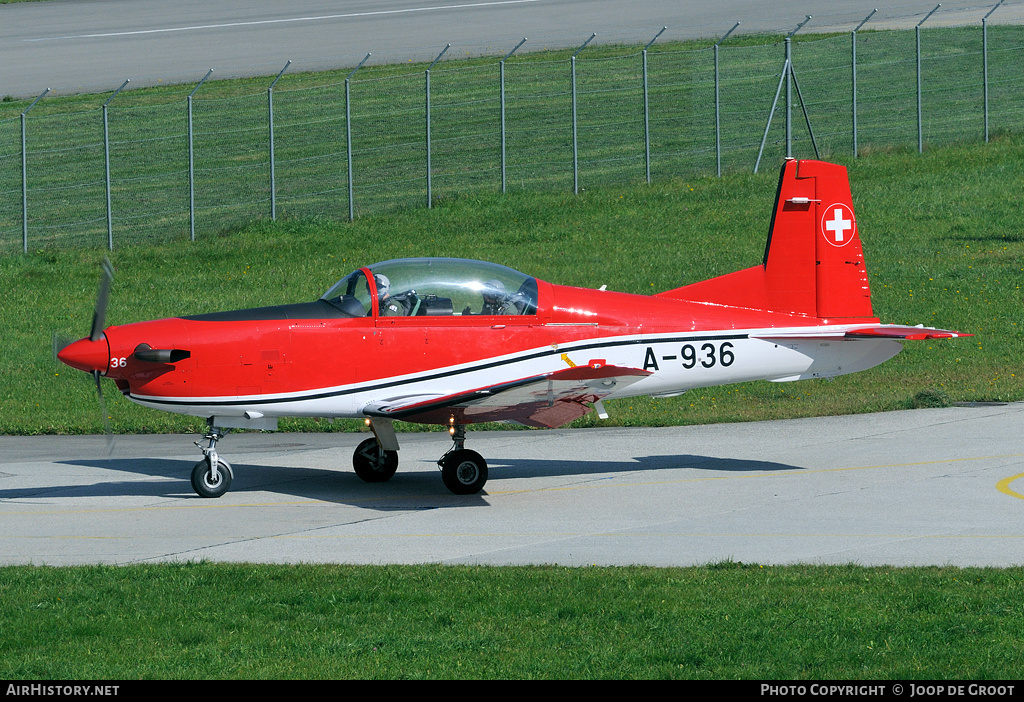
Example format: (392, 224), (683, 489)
(659, 159), (874, 320)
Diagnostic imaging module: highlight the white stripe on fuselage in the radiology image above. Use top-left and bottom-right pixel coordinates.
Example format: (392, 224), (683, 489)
(126, 326), (902, 419)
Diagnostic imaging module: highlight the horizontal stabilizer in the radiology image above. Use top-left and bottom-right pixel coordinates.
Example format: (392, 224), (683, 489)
(752, 324), (971, 341)
(844, 325), (971, 340)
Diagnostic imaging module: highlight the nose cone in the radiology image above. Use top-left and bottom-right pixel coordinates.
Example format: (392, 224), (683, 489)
(57, 336), (110, 374)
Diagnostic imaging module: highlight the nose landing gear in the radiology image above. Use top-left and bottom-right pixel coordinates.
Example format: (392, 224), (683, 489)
(191, 424), (233, 498)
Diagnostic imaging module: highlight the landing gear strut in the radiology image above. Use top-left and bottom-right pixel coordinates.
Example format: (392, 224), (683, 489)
(191, 423), (234, 498)
(438, 424), (488, 495)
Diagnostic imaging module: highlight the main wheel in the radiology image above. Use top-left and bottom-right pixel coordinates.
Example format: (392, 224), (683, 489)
(191, 458), (232, 498)
(353, 437), (399, 482)
(440, 449), (488, 495)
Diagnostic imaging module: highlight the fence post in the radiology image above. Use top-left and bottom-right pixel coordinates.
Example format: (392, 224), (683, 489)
(346, 53), (371, 223)
(426, 44), (450, 209)
(103, 80), (130, 251)
(715, 22), (740, 177)
(268, 61), (291, 221)
(572, 33), (596, 195)
(500, 38), (527, 193)
(786, 38), (792, 158)
(983, 1), (1005, 143)
(917, 5), (942, 154)
(20, 88), (49, 254)
(643, 27), (666, 185)
(786, 16), (812, 159)
(852, 9), (877, 158)
(187, 69), (213, 242)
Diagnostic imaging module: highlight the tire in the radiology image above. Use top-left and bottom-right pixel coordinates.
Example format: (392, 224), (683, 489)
(440, 449), (488, 495)
(353, 437), (399, 482)
(191, 458), (232, 498)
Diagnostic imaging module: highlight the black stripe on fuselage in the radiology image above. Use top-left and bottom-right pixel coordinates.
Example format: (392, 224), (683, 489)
(182, 300), (353, 322)
(130, 332), (749, 408)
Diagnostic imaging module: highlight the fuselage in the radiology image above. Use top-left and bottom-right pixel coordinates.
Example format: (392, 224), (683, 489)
(61, 272), (895, 425)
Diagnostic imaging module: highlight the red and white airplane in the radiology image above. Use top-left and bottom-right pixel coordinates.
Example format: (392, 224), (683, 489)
(58, 159), (967, 497)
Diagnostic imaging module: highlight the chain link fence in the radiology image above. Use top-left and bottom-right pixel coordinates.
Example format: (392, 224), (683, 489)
(1, 21), (1022, 254)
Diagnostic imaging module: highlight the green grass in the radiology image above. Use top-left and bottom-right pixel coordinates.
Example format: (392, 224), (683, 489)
(1, 134), (1021, 435)
(1, 562), (1022, 679)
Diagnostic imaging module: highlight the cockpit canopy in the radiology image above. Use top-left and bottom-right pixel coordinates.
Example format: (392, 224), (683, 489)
(321, 258), (539, 318)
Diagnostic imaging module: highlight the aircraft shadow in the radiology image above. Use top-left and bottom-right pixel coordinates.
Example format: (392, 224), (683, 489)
(0, 453), (801, 510)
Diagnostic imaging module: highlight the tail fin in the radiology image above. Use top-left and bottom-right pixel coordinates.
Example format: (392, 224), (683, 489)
(660, 159), (874, 320)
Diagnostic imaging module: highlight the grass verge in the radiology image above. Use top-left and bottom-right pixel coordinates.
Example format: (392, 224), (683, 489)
(2, 562), (1023, 679)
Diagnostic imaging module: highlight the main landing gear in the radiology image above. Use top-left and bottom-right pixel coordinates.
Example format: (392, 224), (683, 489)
(352, 421), (489, 495)
(437, 424), (488, 495)
(352, 437), (398, 482)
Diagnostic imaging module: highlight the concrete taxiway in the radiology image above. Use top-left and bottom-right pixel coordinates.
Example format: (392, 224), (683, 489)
(1, 403), (1022, 568)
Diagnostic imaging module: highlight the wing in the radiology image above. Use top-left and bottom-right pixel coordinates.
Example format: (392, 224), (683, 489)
(362, 362), (651, 429)
(752, 324), (971, 341)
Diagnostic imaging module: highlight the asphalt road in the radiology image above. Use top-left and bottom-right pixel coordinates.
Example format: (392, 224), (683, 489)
(3, 0), (1024, 97)
(2, 403), (1023, 567)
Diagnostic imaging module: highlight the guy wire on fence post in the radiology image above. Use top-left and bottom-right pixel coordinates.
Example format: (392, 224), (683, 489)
(715, 22), (740, 177)
(500, 39), (527, 193)
(754, 59), (789, 175)
(426, 44), (450, 209)
(852, 9), (878, 158)
(187, 69), (213, 242)
(268, 61), (291, 222)
(643, 27), (667, 185)
(20, 88), (49, 254)
(103, 80), (130, 251)
(346, 53), (371, 223)
(917, 4), (942, 154)
(572, 33), (596, 195)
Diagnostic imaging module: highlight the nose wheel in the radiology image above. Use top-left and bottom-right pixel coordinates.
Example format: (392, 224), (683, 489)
(191, 457), (232, 498)
(191, 424), (234, 498)
(438, 424), (488, 495)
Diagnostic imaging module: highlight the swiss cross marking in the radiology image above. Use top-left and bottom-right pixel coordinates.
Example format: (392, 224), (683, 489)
(821, 203), (856, 248)
(826, 208), (851, 242)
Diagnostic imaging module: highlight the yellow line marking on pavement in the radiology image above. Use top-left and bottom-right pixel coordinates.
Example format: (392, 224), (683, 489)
(996, 473), (1024, 500)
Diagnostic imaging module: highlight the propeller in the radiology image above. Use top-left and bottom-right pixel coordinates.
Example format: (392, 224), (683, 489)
(52, 257), (113, 361)
(93, 258), (115, 451)
(54, 258), (116, 452)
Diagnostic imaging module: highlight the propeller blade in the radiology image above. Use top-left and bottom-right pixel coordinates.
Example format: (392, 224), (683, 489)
(90, 257), (114, 342)
(93, 369), (114, 455)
